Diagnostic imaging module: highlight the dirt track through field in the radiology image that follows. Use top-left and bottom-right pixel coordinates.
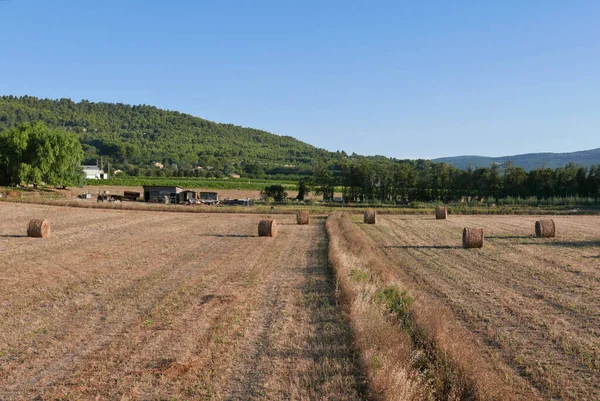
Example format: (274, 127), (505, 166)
(360, 214), (600, 401)
(0, 203), (365, 400)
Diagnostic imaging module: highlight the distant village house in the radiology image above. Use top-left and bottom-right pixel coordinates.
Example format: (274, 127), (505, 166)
(83, 165), (108, 180)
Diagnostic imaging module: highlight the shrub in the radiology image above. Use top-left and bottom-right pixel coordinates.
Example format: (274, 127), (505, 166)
(349, 269), (369, 283)
(262, 184), (288, 201)
(375, 285), (414, 323)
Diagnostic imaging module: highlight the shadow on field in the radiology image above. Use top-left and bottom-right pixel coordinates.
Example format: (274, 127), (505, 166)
(382, 245), (461, 249)
(301, 225), (370, 398)
(520, 240), (600, 248)
(198, 234), (255, 238)
(0, 234), (27, 238)
(486, 235), (533, 239)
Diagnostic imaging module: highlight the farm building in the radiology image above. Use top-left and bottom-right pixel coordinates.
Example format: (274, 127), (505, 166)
(82, 165), (108, 180)
(143, 186), (184, 203)
(178, 190), (198, 203)
(199, 192), (219, 205)
(123, 191), (141, 201)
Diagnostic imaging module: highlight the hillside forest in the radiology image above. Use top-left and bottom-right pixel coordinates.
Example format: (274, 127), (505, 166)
(1, 95), (600, 203)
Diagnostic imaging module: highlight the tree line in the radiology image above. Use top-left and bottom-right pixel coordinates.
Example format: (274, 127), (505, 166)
(307, 158), (600, 203)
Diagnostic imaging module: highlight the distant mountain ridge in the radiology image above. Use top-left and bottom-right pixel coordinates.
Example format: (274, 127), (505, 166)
(433, 148), (600, 171)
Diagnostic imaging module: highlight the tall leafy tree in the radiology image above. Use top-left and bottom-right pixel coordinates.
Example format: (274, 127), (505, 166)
(262, 184), (288, 201)
(502, 161), (527, 198)
(296, 178), (311, 201)
(312, 160), (335, 201)
(0, 122), (84, 187)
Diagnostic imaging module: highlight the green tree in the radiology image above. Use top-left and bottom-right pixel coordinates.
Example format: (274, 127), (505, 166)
(502, 161), (527, 197)
(0, 122), (84, 187)
(296, 178), (310, 201)
(262, 184), (288, 201)
(18, 163), (42, 187)
(312, 161), (335, 201)
(0, 122), (30, 184)
(488, 163), (503, 198)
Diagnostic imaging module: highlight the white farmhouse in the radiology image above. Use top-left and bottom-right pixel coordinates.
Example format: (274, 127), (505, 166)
(82, 165), (108, 180)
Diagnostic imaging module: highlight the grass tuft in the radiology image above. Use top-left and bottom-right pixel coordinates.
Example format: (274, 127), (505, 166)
(375, 285), (414, 322)
(349, 269), (369, 283)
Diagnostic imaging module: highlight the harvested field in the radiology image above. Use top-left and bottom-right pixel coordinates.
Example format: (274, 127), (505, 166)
(359, 214), (600, 401)
(0, 202), (366, 400)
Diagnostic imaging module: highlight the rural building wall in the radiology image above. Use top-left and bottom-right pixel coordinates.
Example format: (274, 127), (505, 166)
(143, 186), (184, 202)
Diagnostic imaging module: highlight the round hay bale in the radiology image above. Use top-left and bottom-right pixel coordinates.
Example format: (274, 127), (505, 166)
(364, 210), (376, 224)
(296, 211), (310, 225)
(535, 219), (555, 238)
(435, 206), (447, 220)
(462, 227), (484, 249)
(27, 219), (50, 238)
(258, 219), (277, 237)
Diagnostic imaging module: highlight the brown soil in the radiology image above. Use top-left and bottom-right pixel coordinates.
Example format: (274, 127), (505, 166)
(0, 202), (366, 400)
(359, 214), (600, 401)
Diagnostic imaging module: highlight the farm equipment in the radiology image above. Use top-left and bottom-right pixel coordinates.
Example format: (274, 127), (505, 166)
(97, 193), (122, 202)
(222, 198), (253, 206)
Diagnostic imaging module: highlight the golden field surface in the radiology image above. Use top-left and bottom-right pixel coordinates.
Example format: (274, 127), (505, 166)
(2, 201), (599, 401)
(0, 203), (365, 400)
(359, 214), (600, 400)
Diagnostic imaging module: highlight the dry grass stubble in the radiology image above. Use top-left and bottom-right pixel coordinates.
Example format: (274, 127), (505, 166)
(365, 214), (600, 400)
(0, 203), (365, 400)
(327, 212), (540, 401)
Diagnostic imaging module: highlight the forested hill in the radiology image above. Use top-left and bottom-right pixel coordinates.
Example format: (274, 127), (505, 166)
(0, 95), (337, 177)
(433, 148), (600, 171)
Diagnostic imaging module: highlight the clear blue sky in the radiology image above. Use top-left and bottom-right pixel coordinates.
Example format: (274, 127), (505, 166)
(1, 1), (599, 159)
